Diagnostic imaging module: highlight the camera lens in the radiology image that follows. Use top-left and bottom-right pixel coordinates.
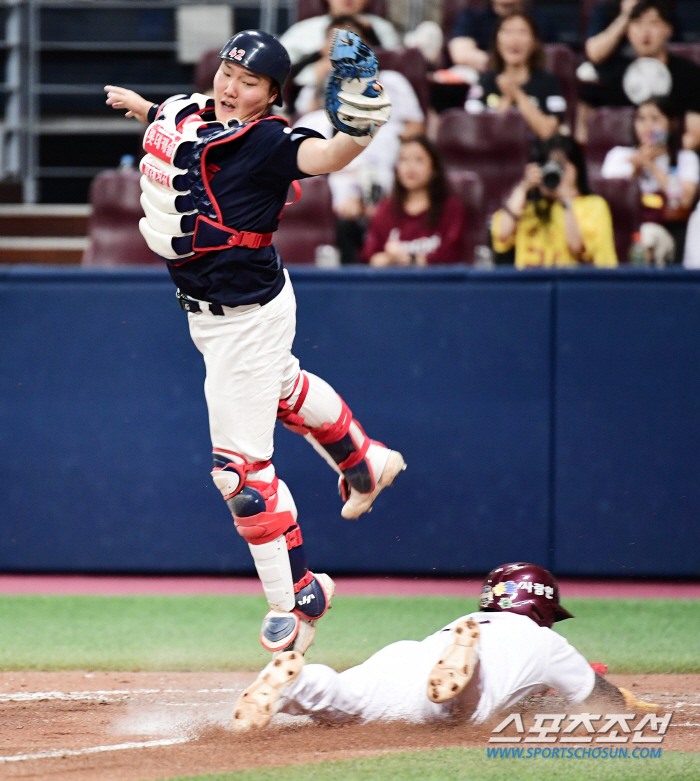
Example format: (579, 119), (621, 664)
(541, 160), (563, 191)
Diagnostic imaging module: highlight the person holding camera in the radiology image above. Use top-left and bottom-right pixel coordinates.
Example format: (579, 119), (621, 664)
(492, 135), (618, 268)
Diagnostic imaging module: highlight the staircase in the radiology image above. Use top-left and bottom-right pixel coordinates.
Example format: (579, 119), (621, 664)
(0, 205), (90, 264)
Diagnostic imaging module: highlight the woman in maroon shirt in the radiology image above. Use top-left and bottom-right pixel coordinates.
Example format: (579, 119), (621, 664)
(361, 136), (468, 266)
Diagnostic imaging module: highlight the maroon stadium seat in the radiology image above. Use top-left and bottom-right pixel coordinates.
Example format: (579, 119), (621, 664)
(436, 109), (531, 220)
(274, 176), (335, 264)
(543, 43), (578, 129)
(590, 176), (641, 264)
(194, 48), (220, 94)
(668, 43), (700, 66)
(297, 0), (387, 22)
(376, 47), (430, 115)
(83, 168), (158, 266)
(446, 169), (484, 264)
(585, 106), (636, 179)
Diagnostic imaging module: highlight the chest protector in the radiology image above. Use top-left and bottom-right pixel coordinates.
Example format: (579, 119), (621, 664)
(138, 94), (293, 264)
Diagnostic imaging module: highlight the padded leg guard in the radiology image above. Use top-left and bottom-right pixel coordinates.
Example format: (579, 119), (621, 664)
(210, 453), (331, 653)
(211, 454), (308, 614)
(232, 651), (305, 733)
(278, 371), (406, 518)
(261, 572), (335, 653)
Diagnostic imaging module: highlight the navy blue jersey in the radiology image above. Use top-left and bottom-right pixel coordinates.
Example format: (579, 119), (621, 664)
(168, 117), (323, 307)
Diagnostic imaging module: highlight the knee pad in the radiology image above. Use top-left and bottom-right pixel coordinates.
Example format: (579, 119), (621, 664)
(214, 461), (311, 614)
(211, 449), (271, 501)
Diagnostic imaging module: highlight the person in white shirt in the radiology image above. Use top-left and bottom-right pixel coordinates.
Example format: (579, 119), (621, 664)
(233, 562), (656, 731)
(602, 97), (699, 265)
(280, 0), (400, 90)
(293, 17), (424, 263)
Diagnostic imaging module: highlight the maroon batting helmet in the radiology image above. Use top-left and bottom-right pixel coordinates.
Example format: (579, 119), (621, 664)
(479, 562), (573, 629)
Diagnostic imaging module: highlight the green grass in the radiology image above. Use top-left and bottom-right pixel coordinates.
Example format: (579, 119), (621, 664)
(0, 595), (698, 673)
(164, 747), (700, 781)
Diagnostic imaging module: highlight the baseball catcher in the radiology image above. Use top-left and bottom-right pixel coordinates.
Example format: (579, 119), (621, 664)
(105, 29), (402, 657)
(233, 562), (658, 730)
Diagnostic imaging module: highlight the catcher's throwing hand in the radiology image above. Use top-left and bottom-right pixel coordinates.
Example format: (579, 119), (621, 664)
(104, 85), (152, 122)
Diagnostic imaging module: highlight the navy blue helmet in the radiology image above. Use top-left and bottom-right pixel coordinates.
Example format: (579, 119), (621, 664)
(219, 30), (290, 106)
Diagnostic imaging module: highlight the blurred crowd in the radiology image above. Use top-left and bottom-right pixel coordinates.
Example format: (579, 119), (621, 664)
(91, 0), (700, 270)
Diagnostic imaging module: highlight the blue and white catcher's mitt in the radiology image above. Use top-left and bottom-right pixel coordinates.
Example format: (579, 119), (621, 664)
(325, 29), (391, 144)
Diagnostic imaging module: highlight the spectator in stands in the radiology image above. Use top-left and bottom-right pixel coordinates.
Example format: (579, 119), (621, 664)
(465, 13), (565, 140)
(579, 0), (700, 150)
(295, 17), (425, 264)
(280, 0), (400, 91)
(361, 136), (467, 266)
(492, 135), (618, 268)
(586, 0), (662, 78)
(449, 0), (556, 75)
(602, 97), (699, 264)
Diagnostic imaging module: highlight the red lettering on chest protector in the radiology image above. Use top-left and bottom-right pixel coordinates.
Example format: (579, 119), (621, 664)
(144, 123), (181, 165)
(206, 163), (221, 177)
(141, 158), (171, 188)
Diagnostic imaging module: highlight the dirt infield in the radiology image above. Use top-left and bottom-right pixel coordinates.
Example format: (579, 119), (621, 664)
(1, 672), (698, 781)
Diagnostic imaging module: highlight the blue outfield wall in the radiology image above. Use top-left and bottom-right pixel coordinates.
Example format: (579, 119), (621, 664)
(0, 266), (699, 578)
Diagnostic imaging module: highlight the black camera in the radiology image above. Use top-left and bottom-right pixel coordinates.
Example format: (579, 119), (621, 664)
(540, 160), (564, 191)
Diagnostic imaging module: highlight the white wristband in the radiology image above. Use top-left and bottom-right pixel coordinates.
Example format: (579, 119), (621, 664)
(351, 134), (372, 147)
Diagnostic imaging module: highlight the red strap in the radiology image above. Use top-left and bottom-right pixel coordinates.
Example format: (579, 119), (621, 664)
(286, 180), (302, 207)
(212, 449), (270, 474)
(311, 400), (353, 445)
(247, 474), (279, 501)
(285, 525), (303, 551)
(293, 570), (314, 593)
(193, 215), (273, 251)
(337, 436), (371, 472)
(292, 372), (310, 414)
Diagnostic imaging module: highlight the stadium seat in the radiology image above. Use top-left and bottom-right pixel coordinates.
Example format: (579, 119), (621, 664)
(585, 106), (636, 179)
(590, 176), (641, 264)
(82, 168), (158, 266)
(376, 47), (430, 115)
(436, 109), (531, 221)
(297, 0), (387, 22)
(446, 169), (484, 264)
(194, 48), (219, 94)
(274, 176), (335, 264)
(543, 43), (578, 129)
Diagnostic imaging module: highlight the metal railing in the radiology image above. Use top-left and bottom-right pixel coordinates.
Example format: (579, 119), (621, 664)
(0, 0), (299, 202)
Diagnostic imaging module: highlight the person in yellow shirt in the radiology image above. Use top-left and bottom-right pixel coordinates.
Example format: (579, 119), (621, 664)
(492, 135), (618, 268)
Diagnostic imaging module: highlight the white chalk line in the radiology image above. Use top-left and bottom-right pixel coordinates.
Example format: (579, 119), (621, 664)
(0, 737), (191, 763)
(0, 687), (239, 703)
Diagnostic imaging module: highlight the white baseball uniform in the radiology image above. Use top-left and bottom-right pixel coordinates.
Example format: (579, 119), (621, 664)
(278, 612), (596, 724)
(135, 95), (399, 652)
